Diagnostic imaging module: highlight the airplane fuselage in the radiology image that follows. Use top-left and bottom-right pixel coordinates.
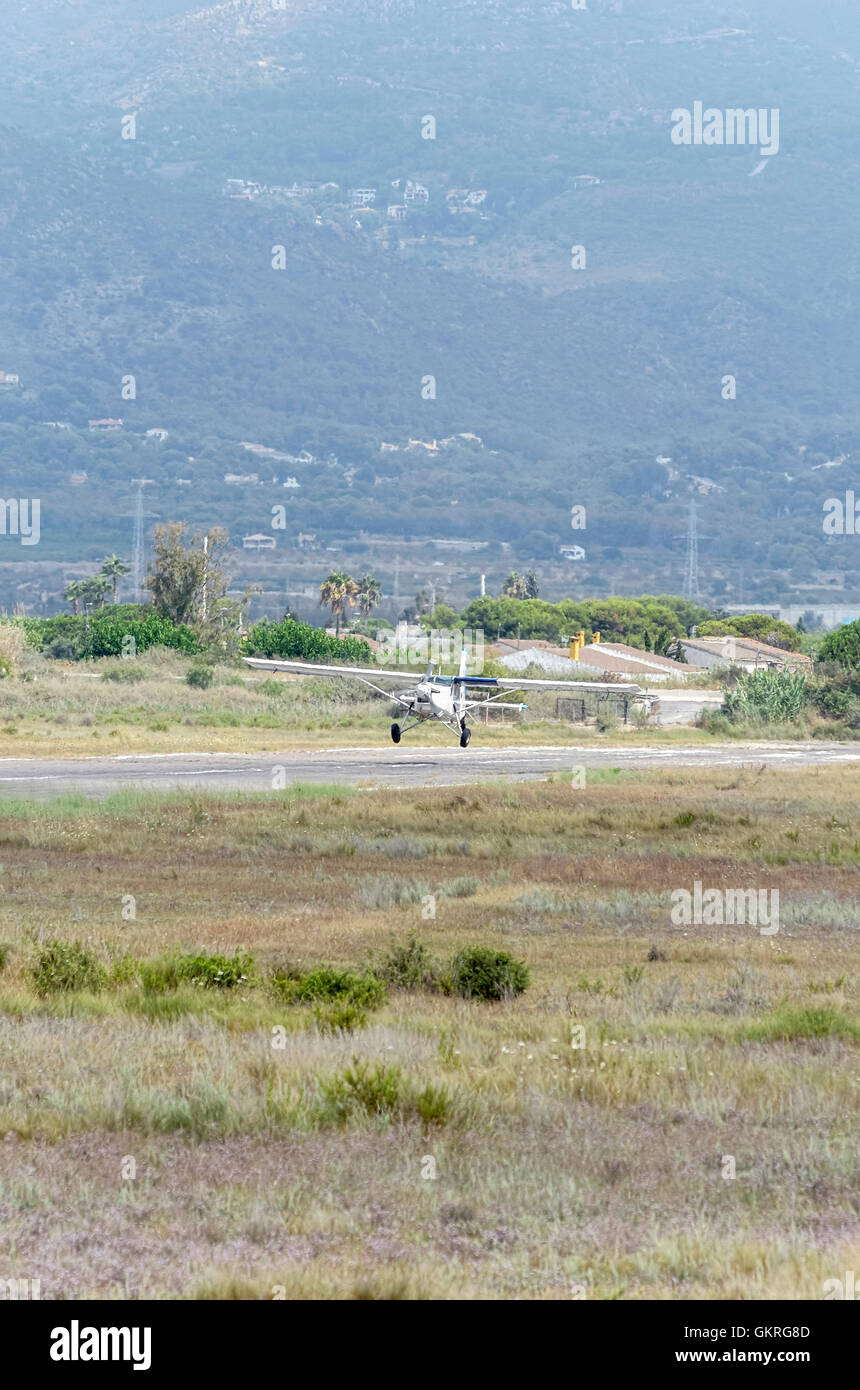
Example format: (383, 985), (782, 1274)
(394, 676), (461, 721)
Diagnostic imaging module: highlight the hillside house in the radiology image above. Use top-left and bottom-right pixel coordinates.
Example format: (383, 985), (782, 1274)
(89, 419), (123, 431)
(242, 534), (276, 550)
(0, 372), (20, 387)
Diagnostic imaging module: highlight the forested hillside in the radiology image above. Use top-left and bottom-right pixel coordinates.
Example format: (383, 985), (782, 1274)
(1, 0), (859, 608)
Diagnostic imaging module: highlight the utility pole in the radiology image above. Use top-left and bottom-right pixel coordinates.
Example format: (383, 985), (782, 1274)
(201, 533), (208, 623)
(130, 479), (154, 602)
(683, 497), (701, 601)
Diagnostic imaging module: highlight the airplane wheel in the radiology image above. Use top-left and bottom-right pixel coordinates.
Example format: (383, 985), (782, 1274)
(459, 727), (471, 748)
(391, 723), (401, 744)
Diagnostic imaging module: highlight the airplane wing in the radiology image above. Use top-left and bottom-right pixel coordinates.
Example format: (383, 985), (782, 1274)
(455, 674), (645, 696)
(242, 656), (425, 705)
(243, 657), (419, 682)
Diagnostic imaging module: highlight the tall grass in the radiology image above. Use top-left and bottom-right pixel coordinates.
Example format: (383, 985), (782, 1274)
(721, 669), (808, 724)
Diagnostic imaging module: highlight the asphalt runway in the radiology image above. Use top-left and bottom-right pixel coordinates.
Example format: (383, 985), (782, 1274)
(0, 742), (857, 799)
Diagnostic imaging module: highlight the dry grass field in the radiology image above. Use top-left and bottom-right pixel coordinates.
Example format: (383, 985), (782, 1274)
(0, 767), (857, 1299)
(0, 648), (714, 757)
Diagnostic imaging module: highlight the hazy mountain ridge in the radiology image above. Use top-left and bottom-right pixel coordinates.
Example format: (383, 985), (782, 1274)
(1, 0), (859, 606)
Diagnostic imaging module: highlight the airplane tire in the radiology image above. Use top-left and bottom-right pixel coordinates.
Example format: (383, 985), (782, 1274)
(459, 727), (471, 748)
(391, 723), (401, 744)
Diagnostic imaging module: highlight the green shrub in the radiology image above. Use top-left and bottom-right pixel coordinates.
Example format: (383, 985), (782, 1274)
(312, 1000), (369, 1033)
(378, 936), (437, 991)
(721, 669), (808, 724)
(140, 957), (181, 994)
(0, 943), (10, 972)
(243, 617), (371, 665)
(186, 665), (214, 689)
(47, 632), (87, 661)
(295, 966), (386, 1009)
(320, 1059), (402, 1120)
(742, 1006), (858, 1042)
(176, 950), (256, 989)
(108, 952), (139, 985)
(257, 678), (288, 699)
(414, 1084), (452, 1127)
(102, 664), (147, 683)
(33, 939), (107, 995)
(449, 946), (529, 1001)
(19, 610), (197, 660)
(268, 964), (303, 1002)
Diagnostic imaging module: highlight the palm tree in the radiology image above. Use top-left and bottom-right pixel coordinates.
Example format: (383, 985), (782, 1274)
(355, 575), (382, 622)
(502, 571), (529, 600)
(100, 554), (131, 604)
(319, 571), (357, 636)
(79, 575), (111, 610)
(63, 580), (83, 615)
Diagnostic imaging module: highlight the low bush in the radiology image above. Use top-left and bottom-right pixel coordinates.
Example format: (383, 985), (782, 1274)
(319, 1062), (453, 1127)
(295, 966), (386, 1010)
(102, 664), (147, 683)
(359, 877), (428, 910)
(257, 678), (288, 699)
(108, 953), (139, 985)
(320, 1060), (402, 1121)
(312, 1000), (369, 1033)
(741, 1006), (858, 1042)
(33, 939), (107, 995)
(449, 946), (529, 1001)
(186, 665), (214, 689)
(414, 1084), (452, 1127)
(176, 950), (256, 989)
(268, 963), (303, 1002)
(378, 936), (438, 991)
(140, 957), (181, 994)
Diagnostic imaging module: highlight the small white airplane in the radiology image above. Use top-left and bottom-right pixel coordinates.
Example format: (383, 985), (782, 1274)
(244, 649), (647, 747)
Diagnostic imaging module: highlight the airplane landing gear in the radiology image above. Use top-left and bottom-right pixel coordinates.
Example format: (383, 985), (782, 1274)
(459, 726), (471, 748)
(391, 723), (402, 744)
